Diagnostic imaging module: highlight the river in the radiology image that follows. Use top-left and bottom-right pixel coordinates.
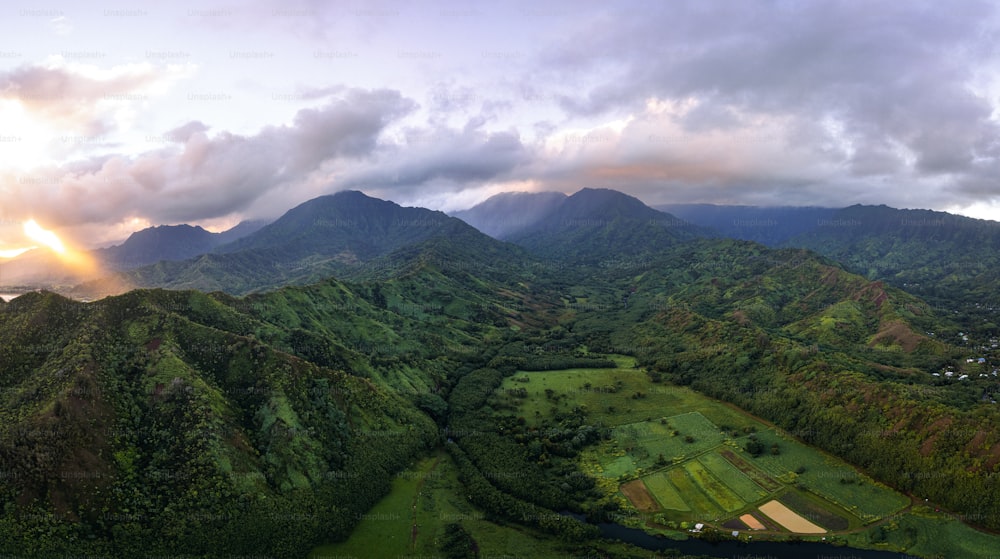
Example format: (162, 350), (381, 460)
(564, 513), (907, 558)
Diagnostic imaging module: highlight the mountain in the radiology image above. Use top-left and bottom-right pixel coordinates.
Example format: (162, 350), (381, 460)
(87, 190), (529, 296)
(214, 190), (468, 259)
(0, 258), (549, 556)
(451, 191), (567, 239)
(95, 224), (217, 269)
(0, 220), (270, 291)
(0, 248), (85, 288)
(655, 202), (1000, 328)
(659, 203), (839, 245)
(778, 205), (1000, 308)
(12, 189), (1000, 557)
(214, 219), (269, 245)
(95, 220), (270, 270)
(505, 188), (703, 261)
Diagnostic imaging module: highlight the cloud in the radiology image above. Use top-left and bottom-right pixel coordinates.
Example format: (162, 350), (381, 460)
(0, 63), (167, 135)
(49, 16), (73, 36)
(529, 0), (1000, 208)
(1, 88), (415, 237)
(337, 119), (532, 208)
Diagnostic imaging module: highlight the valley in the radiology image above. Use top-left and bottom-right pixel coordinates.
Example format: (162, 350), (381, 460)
(3, 189), (1000, 558)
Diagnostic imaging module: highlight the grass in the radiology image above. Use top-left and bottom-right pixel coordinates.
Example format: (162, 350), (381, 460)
(499, 366), (1000, 554)
(697, 451), (769, 504)
(748, 428), (908, 521)
(642, 471), (690, 511)
(496, 361), (760, 430)
(612, 412), (726, 468)
(310, 451), (654, 559)
(881, 508), (1000, 559)
(835, 506), (1000, 559)
(665, 466), (722, 519)
(683, 460), (745, 512)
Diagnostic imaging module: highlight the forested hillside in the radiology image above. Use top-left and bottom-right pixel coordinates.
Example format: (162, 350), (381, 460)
(7, 191), (1000, 558)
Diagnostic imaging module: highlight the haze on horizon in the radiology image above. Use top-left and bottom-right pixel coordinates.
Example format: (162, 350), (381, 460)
(2, 0), (1000, 253)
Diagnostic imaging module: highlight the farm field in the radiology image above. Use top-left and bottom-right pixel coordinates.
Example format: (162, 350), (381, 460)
(748, 428), (909, 521)
(697, 451), (768, 503)
(643, 471), (690, 511)
(845, 506), (1000, 559)
(495, 358), (761, 430)
(494, 365), (1000, 557)
(507, 368), (905, 531)
(758, 500), (826, 533)
(683, 460), (744, 512)
(620, 479), (659, 512)
(612, 412), (726, 468)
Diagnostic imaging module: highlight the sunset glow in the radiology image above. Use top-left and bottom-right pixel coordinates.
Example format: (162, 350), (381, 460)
(23, 219), (66, 254)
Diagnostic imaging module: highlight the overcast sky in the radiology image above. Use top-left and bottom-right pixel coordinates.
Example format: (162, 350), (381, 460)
(2, 0), (1000, 249)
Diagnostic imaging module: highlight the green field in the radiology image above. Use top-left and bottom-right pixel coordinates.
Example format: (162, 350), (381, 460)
(682, 460), (745, 512)
(613, 412), (726, 466)
(665, 465), (723, 518)
(643, 471), (690, 511)
(860, 507), (1000, 559)
(311, 451), (651, 559)
(496, 365), (1000, 557)
(496, 361), (761, 430)
(697, 451), (769, 503)
(749, 428), (909, 521)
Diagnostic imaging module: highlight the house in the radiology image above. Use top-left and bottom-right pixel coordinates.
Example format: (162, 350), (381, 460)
(945, 371), (955, 377)
(959, 374), (969, 380)
(932, 373), (941, 377)
(693, 523), (704, 532)
(979, 358), (987, 364)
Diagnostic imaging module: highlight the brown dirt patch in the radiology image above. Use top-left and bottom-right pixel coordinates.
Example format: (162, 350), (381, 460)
(740, 513), (766, 530)
(869, 320), (924, 353)
(620, 479), (659, 513)
(758, 500), (826, 534)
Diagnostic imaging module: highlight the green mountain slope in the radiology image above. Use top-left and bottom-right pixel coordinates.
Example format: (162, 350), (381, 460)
(476, 188), (705, 262)
(9, 190), (1000, 557)
(79, 190), (524, 296)
(0, 267), (537, 556)
(781, 205), (1000, 305)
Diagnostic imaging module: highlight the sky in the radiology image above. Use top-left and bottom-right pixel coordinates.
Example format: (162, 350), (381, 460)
(2, 0), (1000, 251)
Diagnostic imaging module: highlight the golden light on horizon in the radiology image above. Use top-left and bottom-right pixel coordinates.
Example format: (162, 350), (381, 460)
(0, 247), (32, 259)
(18, 219), (99, 278)
(23, 219), (66, 254)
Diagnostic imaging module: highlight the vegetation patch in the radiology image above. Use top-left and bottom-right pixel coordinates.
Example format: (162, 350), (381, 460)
(641, 471), (690, 512)
(665, 466), (722, 518)
(748, 428), (908, 521)
(612, 412), (725, 468)
(682, 460), (745, 512)
(697, 451), (769, 503)
(718, 448), (782, 492)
